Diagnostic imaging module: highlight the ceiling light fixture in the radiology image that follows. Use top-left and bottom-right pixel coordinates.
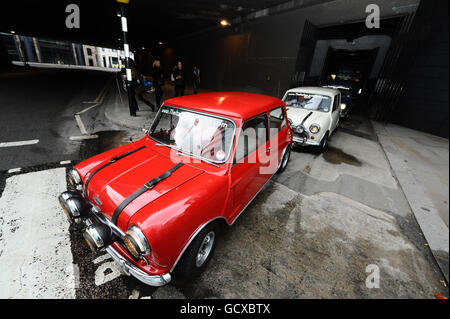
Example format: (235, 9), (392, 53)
(220, 19), (230, 27)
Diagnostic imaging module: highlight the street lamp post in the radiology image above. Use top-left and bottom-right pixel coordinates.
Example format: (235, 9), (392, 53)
(116, 0), (136, 116)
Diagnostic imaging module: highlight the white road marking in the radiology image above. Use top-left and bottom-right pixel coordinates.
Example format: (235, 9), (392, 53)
(94, 260), (123, 286)
(76, 103), (100, 115)
(74, 114), (88, 135)
(93, 253), (112, 265)
(7, 168), (21, 174)
(69, 135), (99, 141)
(0, 139), (39, 148)
(0, 168), (76, 298)
(60, 160), (72, 165)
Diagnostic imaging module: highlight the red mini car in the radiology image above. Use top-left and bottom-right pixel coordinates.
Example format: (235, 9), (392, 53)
(59, 92), (293, 286)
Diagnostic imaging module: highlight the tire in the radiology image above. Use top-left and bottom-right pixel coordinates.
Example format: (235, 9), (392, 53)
(318, 132), (329, 152)
(174, 222), (219, 279)
(276, 145), (291, 174)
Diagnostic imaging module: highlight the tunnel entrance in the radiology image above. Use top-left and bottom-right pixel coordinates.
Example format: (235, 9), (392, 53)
(295, 16), (404, 120)
(321, 47), (379, 115)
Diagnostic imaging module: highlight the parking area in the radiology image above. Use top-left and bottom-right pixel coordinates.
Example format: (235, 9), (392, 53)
(0, 114), (447, 299)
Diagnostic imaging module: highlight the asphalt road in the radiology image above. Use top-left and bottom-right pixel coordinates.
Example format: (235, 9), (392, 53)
(0, 67), (448, 299)
(0, 68), (112, 172)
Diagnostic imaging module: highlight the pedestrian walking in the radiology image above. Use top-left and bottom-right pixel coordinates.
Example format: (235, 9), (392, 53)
(172, 61), (185, 97)
(192, 65), (200, 94)
(152, 59), (164, 109)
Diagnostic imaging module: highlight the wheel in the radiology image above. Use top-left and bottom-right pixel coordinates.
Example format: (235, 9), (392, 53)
(277, 145), (291, 174)
(318, 132), (329, 152)
(174, 222), (219, 279)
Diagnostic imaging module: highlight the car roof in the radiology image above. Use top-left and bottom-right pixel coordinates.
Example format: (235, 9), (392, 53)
(322, 82), (355, 89)
(163, 92), (284, 120)
(285, 86), (340, 97)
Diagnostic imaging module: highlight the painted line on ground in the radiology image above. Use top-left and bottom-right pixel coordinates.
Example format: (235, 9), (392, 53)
(60, 160), (72, 165)
(69, 135), (99, 141)
(74, 114), (88, 135)
(0, 168), (76, 298)
(7, 168), (21, 174)
(0, 139), (39, 148)
(76, 103), (101, 115)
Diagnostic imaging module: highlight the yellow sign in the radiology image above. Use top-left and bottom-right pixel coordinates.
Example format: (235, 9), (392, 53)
(116, 0), (130, 4)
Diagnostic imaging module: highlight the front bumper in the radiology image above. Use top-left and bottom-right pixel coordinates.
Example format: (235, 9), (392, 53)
(59, 190), (171, 287)
(106, 246), (171, 287)
(293, 135), (320, 146)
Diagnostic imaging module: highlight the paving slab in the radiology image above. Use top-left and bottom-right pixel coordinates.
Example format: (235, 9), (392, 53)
(372, 121), (449, 282)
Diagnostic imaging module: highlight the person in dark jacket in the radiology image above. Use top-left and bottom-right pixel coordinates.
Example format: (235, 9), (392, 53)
(172, 61), (185, 97)
(192, 65), (200, 94)
(152, 59), (164, 109)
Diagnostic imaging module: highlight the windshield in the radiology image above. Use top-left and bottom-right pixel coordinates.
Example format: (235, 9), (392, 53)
(284, 93), (332, 112)
(148, 106), (235, 164)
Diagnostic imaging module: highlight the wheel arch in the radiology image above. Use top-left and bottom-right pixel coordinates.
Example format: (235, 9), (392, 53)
(170, 216), (228, 272)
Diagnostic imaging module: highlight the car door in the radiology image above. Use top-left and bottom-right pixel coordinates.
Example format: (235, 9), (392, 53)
(228, 113), (269, 221)
(330, 93), (341, 132)
(268, 106), (289, 172)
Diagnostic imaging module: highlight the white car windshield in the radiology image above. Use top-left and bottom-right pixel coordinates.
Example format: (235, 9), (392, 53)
(149, 106), (235, 163)
(284, 93), (331, 112)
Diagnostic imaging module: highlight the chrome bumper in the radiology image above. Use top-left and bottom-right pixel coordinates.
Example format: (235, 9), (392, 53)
(293, 136), (320, 146)
(106, 246), (171, 287)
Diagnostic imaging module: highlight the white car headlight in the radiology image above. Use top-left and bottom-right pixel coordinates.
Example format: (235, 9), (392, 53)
(294, 125), (304, 134)
(309, 124), (321, 134)
(340, 103), (347, 110)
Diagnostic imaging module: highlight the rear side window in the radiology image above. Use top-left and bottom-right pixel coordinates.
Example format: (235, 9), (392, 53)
(269, 107), (286, 137)
(234, 114), (268, 163)
(332, 94), (341, 112)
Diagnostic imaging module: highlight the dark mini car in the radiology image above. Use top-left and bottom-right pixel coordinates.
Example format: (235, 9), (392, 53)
(321, 82), (356, 118)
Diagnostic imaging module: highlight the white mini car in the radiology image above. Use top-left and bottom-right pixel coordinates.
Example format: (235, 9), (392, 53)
(282, 87), (341, 150)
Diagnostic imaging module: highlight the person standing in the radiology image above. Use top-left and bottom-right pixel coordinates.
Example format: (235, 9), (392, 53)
(172, 61), (185, 97)
(192, 65), (200, 94)
(152, 59), (164, 109)
(121, 59), (139, 116)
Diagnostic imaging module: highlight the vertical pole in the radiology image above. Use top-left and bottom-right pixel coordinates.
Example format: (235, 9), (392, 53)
(119, 4), (135, 116)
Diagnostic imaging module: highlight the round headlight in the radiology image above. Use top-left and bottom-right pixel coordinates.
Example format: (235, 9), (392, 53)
(65, 197), (91, 223)
(295, 125), (304, 134)
(340, 103), (346, 110)
(67, 169), (82, 191)
(309, 124), (321, 134)
(83, 223), (113, 252)
(123, 225), (151, 259)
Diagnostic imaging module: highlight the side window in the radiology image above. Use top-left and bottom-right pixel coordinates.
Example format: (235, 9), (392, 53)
(332, 94), (340, 112)
(269, 107), (286, 137)
(234, 114), (268, 164)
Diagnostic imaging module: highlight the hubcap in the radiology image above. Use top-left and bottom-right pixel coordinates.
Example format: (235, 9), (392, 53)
(196, 231), (215, 267)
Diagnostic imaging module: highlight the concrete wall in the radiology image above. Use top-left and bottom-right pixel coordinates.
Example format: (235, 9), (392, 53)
(163, 0), (420, 98)
(390, 0), (449, 138)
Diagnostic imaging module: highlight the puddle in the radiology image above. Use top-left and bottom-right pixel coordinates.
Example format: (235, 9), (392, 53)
(322, 146), (362, 166)
(95, 130), (131, 153)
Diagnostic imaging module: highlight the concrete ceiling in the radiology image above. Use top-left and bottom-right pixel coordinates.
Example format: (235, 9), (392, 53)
(1, 0), (290, 49)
